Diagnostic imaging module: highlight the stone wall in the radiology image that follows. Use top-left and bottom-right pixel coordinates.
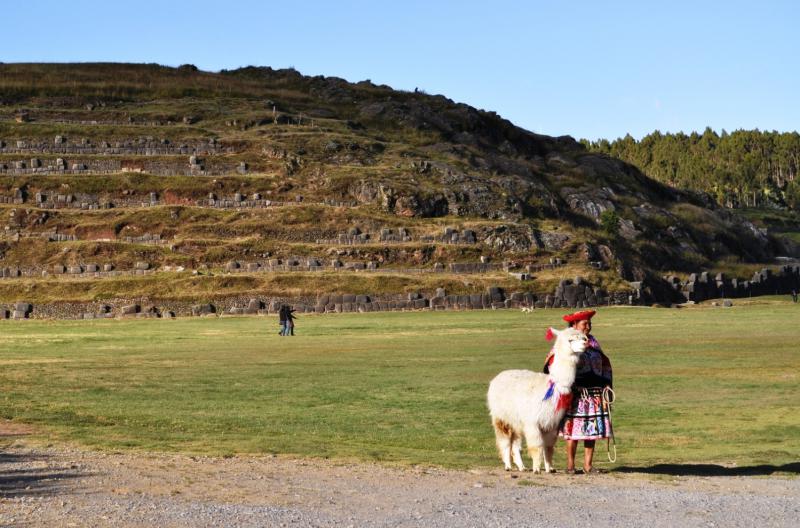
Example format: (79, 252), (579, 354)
(0, 138), (232, 156)
(314, 226), (478, 246)
(0, 265), (154, 280)
(4, 282), (629, 320)
(221, 259), (514, 274)
(0, 258), (537, 280)
(0, 191), (336, 211)
(664, 265), (800, 302)
(0, 158), (245, 177)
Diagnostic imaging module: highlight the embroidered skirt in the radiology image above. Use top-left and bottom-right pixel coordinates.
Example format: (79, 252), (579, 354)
(559, 386), (612, 440)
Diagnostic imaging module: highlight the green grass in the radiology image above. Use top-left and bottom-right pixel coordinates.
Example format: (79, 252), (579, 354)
(0, 305), (798, 472)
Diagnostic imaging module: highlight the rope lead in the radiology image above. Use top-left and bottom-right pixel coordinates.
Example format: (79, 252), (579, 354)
(603, 387), (617, 463)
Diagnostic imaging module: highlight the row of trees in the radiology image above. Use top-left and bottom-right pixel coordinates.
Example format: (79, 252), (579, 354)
(582, 128), (800, 209)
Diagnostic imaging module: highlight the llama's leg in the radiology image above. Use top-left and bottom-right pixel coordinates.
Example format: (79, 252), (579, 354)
(544, 444), (556, 473)
(493, 419), (513, 471)
(524, 427), (544, 473)
(511, 434), (526, 471)
(528, 446), (542, 473)
(543, 430), (559, 473)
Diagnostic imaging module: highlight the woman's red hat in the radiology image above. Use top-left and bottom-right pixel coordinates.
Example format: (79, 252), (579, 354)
(562, 309), (596, 323)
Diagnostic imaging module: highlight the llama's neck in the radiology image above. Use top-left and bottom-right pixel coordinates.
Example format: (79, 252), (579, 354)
(549, 352), (578, 393)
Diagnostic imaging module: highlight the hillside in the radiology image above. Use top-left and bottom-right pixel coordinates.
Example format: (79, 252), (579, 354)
(0, 63), (797, 316)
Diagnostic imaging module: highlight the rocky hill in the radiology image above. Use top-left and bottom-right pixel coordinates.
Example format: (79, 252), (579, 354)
(0, 63), (797, 317)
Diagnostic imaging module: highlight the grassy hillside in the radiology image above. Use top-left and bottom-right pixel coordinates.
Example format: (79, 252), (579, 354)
(0, 63), (796, 306)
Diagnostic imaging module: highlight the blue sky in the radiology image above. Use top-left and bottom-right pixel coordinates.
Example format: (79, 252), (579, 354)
(2, 1), (797, 141)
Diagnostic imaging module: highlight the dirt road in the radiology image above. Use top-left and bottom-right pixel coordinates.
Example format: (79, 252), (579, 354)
(1, 423), (797, 527)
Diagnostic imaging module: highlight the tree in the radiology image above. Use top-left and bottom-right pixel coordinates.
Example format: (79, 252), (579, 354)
(600, 209), (620, 238)
(583, 128), (800, 212)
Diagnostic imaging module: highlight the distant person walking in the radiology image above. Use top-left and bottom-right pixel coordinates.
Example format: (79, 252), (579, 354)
(286, 306), (297, 336)
(278, 305), (288, 336)
(544, 310), (614, 474)
(792, 290), (798, 303)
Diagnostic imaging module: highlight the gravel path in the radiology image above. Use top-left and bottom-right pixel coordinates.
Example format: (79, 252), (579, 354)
(1, 426), (797, 527)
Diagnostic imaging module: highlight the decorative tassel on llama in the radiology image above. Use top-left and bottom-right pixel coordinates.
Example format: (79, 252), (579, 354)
(542, 379), (572, 411)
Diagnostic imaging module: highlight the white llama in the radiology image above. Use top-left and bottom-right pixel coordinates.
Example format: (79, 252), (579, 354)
(486, 327), (587, 473)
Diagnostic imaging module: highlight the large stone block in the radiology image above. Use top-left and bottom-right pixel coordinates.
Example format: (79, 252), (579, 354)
(191, 303), (215, 316)
(486, 286), (504, 296)
(523, 292), (536, 304)
(120, 304), (140, 315)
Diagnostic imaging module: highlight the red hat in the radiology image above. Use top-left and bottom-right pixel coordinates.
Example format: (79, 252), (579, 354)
(562, 310), (596, 323)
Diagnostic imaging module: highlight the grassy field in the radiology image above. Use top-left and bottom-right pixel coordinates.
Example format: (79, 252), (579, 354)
(0, 303), (798, 473)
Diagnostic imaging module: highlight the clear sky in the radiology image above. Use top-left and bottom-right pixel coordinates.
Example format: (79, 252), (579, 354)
(2, 1), (797, 141)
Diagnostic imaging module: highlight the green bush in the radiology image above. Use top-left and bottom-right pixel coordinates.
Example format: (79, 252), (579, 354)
(600, 209), (620, 237)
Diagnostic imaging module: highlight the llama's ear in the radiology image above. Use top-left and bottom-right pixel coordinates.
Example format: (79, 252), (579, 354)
(545, 327), (559, 341)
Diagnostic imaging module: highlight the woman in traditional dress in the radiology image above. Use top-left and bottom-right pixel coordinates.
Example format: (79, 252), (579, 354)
(544, 309), (613, 474)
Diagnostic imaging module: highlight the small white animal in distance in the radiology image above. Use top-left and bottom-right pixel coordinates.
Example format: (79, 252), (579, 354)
(520, 307), (533, 313)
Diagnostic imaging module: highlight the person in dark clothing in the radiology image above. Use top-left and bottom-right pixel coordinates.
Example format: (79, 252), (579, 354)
(278, 305), (288, 336)
(286, 306), (297, 336)
(792, 290), (798, 303)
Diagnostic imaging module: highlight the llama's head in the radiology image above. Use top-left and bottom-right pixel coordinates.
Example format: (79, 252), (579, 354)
(549, 327), (588, 363)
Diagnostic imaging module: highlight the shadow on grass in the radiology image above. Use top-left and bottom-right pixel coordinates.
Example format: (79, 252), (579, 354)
(613, 462), (800, 476)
